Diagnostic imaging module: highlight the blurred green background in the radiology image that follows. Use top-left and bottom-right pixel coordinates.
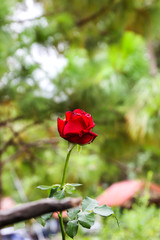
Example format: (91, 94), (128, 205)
(1, 0), (160, 238)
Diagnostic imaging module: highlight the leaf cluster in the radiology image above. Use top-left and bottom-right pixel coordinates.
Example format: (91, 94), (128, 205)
(66, 197), (114, 238)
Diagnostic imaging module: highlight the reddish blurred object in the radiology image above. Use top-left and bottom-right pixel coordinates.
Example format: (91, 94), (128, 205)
(0, 197), (15, 210)
(53, 211), (68, 219)
(52, 180), (160, 218)
(97, 180), (160, 208)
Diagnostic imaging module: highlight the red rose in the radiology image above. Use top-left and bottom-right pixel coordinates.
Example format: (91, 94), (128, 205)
(57, 109), (97, 145)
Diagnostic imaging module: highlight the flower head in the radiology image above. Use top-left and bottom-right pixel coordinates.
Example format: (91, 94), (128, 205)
(57, 109), (97, 145)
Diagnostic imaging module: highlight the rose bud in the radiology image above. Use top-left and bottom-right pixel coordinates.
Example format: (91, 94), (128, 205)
(57, 109), (97, 145)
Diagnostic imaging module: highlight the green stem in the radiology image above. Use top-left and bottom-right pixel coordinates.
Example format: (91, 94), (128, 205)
(59, 143), (75, 240)
(60, 144), (75, 189)
(58, 212), (66, 240)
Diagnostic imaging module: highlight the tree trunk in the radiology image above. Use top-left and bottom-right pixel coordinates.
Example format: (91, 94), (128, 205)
(147, 39), (158, 77)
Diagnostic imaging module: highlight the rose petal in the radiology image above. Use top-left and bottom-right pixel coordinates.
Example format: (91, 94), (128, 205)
(74, 110), (95, 129)
(79, 131), (97, 145)
(66, 131), (97, 145)
(64, 134), (82, 144)
(83, 115), (95, 129)
(66, 111), (72, 121)
(73, 109), (87, 115)
(63, 116), (86, 136)
(88, 118), (95, 129)
(57, 118), (66, 137)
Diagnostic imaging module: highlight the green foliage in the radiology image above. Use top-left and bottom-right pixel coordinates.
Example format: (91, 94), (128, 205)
(67, 207), (81, 221)
(41, 212), (53, 221)
(66, 197), (115, 238)
(81, 197), (98, 212)
(35, 216), (46, 227)
(36, 182), (82, 225)
(37, 182), (82, 199)
(101, 204), (160, 240)
(93, 205), (114, 217)
(78, 212), (95, 229)
(37, 185), (55, 190)
(66, 220), (79, 239)
(75, 204), (160, 240)
(67, 208), (80, 238)
(14, 221), (25, 231)
(1, 0), (160, 230)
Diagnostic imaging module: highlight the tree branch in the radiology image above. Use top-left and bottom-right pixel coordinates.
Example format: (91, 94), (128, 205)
(76, 6), (110, 27)
(8, 4), (113, 28)
(2, 138), (58, 165)
(146, 39), (158, 77)
(0, 117), (23, 128)
(0, 120), (41, 155)
(0, 197), (81, 229)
